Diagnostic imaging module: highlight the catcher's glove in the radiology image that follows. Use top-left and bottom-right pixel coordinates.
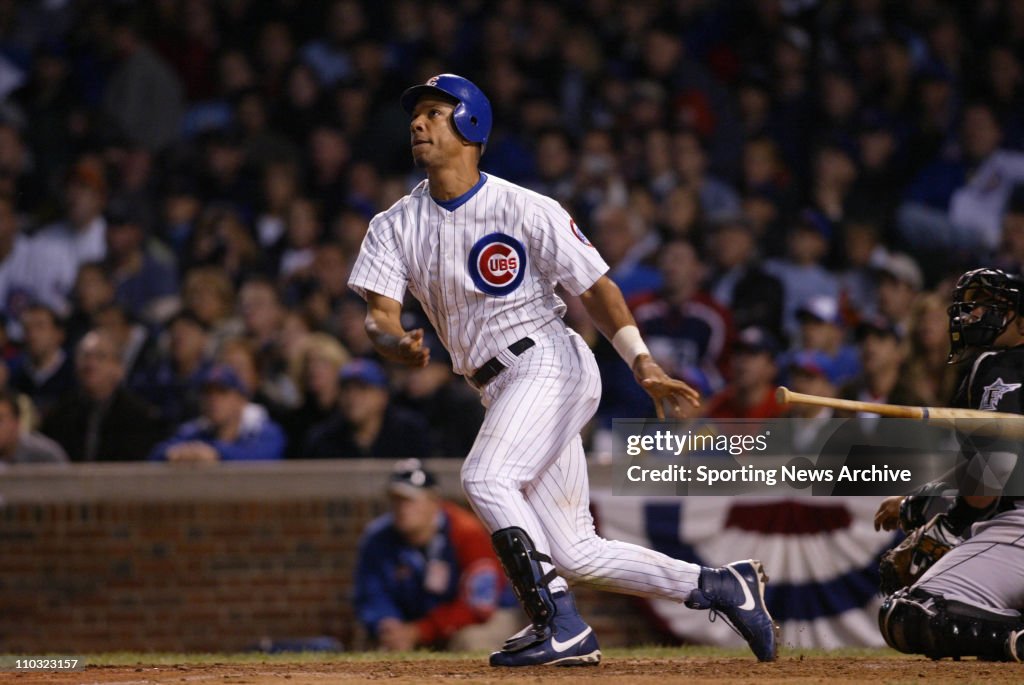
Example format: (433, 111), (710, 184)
(878, 513), (962, 595)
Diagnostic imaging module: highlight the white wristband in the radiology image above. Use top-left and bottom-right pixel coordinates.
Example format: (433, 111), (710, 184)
(611, 325), (650, 366)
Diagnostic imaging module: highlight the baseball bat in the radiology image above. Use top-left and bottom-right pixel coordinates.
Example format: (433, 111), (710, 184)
(775, 386), (1024, 437)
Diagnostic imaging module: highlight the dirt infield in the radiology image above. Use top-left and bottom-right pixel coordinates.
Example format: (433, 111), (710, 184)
(9, 655), (1024, 685)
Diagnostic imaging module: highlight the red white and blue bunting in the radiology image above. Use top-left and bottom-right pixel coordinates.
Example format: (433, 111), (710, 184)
(591, 493), (901, 648)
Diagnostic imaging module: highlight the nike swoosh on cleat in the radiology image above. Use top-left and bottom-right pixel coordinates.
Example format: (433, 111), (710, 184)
(727, 565), (756, 611)
(550, 627), (593, 653)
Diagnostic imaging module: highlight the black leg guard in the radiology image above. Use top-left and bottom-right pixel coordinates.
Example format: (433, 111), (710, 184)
(492, 527), (558, 650)
(879, 587), (1023, 661)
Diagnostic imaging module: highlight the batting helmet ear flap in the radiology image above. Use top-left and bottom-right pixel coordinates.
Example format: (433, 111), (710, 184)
(451, 95), (489, 145)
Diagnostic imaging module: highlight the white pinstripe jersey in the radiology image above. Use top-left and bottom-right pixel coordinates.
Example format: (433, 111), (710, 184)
(348, 173), (609, 376)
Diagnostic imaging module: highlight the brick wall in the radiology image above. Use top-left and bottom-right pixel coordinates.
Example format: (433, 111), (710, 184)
(0, 461), (667, 652)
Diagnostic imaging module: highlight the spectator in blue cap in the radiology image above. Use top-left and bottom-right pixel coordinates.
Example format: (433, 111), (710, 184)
(149, 362), (286, 461)
(790, 295), (861, 387)
(302, 359), (431, 459)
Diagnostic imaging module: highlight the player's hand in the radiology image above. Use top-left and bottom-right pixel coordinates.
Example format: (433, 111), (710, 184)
(377, 618), (419, 651)
(874, 495), (904, 532)
(633, 354), (701, 419)
(394, 328), (430, 368)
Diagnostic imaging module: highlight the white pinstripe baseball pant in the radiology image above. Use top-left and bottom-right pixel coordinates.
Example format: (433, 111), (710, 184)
(461, 328), (701, 600)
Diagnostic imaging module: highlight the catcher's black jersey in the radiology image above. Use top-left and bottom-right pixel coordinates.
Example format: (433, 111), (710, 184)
(951, 344), (1024, 507)
(952, 345), (1024, 413)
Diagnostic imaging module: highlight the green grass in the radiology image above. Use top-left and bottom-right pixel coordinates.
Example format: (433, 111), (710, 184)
(14, 646), (904, 667)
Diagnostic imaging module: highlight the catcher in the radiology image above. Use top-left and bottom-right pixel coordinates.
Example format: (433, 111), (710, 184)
(873, 268), (1024, 661)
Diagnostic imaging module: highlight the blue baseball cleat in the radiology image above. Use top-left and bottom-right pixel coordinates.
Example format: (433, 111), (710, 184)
(685, 559), (780, 662)
(490, 591), (602, 667)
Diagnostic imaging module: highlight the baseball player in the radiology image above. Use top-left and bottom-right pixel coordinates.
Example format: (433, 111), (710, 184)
(348, 74), (778, 666)
(874, 268), (1024, 661)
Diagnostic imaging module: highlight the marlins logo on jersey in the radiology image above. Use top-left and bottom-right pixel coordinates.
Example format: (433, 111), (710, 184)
(468, 233), (526, 296)
(980, 377), (1022, 410)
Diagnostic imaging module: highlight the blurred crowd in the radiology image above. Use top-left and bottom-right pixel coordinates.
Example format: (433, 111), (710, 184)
(0, 0), (1022, 462)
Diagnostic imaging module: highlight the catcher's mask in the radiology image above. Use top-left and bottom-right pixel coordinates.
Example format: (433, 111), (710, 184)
(947, 267), (1024, 363)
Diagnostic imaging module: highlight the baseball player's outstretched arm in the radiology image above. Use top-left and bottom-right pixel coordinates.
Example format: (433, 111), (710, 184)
(580, 275), (700, 418)
(364, 291), (430, 367)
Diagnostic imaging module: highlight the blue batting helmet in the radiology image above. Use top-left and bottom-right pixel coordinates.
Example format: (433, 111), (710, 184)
(401, 73), (492, 146)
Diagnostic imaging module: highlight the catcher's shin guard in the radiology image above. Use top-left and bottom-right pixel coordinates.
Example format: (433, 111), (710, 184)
(879, 587), (1023, 660)
(491, 527), (558, 650)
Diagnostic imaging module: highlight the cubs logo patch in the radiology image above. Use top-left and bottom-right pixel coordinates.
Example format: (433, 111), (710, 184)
(570, 218), (593, 246)
(468, 233), (526, 296)
(979, 377), (1022, 410)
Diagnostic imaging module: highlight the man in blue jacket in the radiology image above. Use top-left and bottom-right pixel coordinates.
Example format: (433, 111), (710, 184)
(149, 364), (286, 461)
(354, 460), (520, 651)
